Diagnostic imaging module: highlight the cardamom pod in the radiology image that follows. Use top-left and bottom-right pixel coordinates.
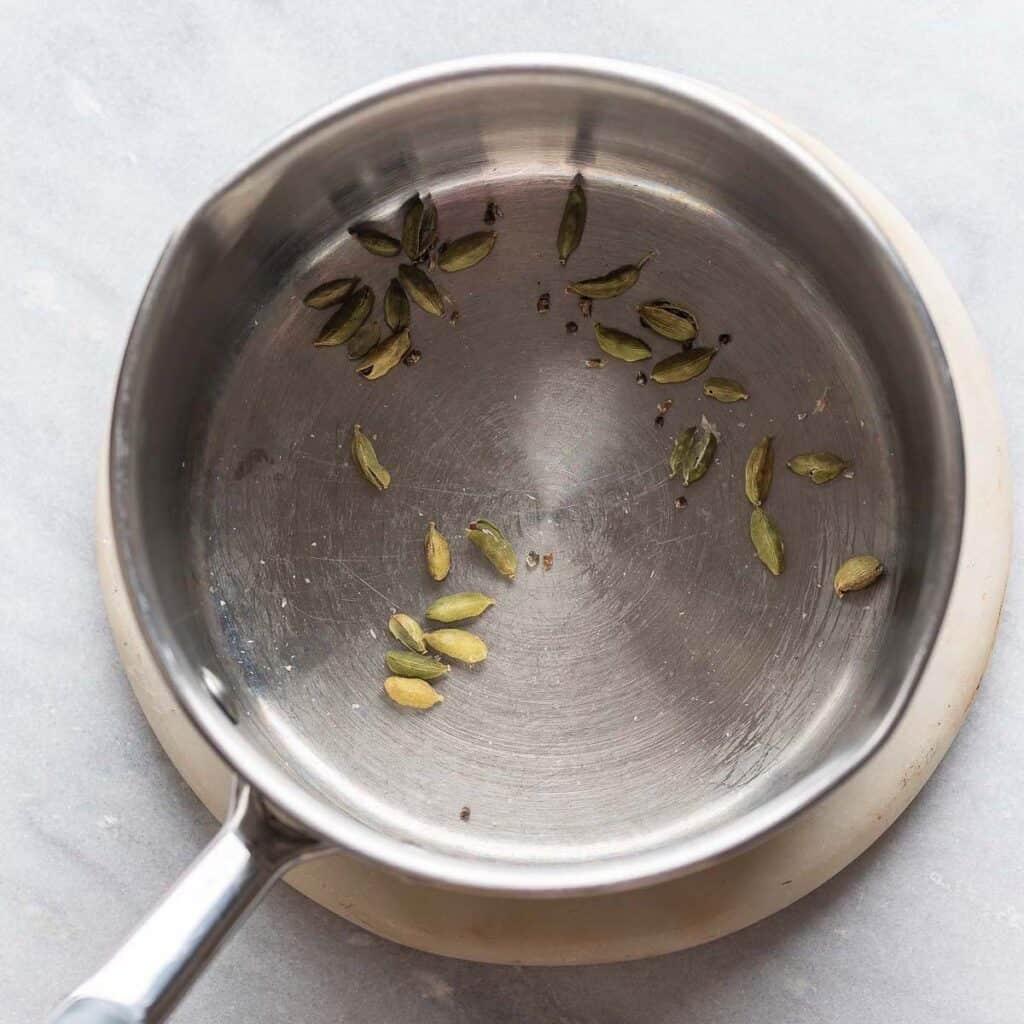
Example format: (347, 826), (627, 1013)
(637, 300), (698, 343)
(388, 613), (427, 654)
(424, 628), (488, 664)
(745, 435), (774, 506)
(385, 675), (443, 709)
(594, 323), (652, 363)
(438, 231), (497, 272)
(349, 226), (401, 256)
(788, 452), (851, 484)
(567, 253), (654, 299)
(402, 193), (437, 260)
(467, 518), (517, 579)
(750, 507), (784, 576)
(557, 173), (586, 265)
(314, 285), (374, 347)
(651, 347), (716, 384)
(384, 278), (410, 332)
(670, 420), (717, 484)
(355, 328), (411, 380)
(424, 521), (451, 581)
(304, 277), (359, 310)
(346, 320), (382, 360)
(386, 650), (451, 680)
(834, 555), (883, 597)
(398, 263), (445, 317)
(703, 377), (749, 403)
(351, 424), (390, 491)
(426, 592), (495, 623)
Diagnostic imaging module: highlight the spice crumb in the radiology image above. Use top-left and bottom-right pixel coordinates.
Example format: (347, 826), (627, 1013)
(718, 332), (732, 345)
(536, 292), (551, 313)
(459, 806), (471, 822)
(578, 297), (593, 318)
(483, 200), (502, 224)
(526, 551), (541, 569)
(657, 399), (673, 415)
(403, 348), (422, 366)
(585, 358), (604, 369)
(675, 496), (688, 509)
(654, 415), (665, 429)
(565, 321), (578, 334)
(635, 372), (648, 386)
(542, 552), (554, 571)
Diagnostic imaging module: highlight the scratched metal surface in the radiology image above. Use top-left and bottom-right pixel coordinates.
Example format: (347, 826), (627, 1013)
(189, 173), (900, 863)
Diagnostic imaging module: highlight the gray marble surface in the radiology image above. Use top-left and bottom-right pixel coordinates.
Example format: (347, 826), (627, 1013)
(2, 2), (1022, 1021)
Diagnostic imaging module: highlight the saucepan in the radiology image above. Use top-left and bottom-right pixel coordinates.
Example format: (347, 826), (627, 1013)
(53, 56), (963, 1022)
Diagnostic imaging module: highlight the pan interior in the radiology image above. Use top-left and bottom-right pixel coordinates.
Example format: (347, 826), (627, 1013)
(116, 65), (961, 878)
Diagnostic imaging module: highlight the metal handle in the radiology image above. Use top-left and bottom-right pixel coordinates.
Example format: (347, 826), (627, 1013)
(50, 780), (324, 1023)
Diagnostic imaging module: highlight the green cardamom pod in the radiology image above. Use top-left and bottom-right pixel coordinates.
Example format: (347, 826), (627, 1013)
(834, 555), (883, 597)
(750, 507), (784, 576)
(303, 276), (359, 310)
(557, 173), (587, 265)
(703, 377), (749, 403)
(355, 328), (410, 380)
(438, 231), (497, 272)
(384, 278), (410, 332)
(788, 452), (851, 484)
(314, 285), (374, 347)
(351, 424), (390, 491)
(566, 253), (654, 299)
(424, 521), (451, 581)
(385, 675), (443, 709)
(388, 613), (427, 654)
(426, 592), (495, 623)
(636, 301), (698, 343)
(745, 435), (774, 506)
(346, 320), (382, 360)
(594, 323), (652, 362)
(424, 629), (488, 664)
(386, 650), (451, 680)
(398, 263), (445, 317)
(651, 347), (716, 383)
(467, 518), (517, 579)
(401, 193), (437, 260)
(670, 420), (717, 484)
(349, 226), (401, 256)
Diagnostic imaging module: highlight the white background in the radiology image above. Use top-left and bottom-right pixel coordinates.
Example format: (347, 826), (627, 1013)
(1, 2), (1021, 1021)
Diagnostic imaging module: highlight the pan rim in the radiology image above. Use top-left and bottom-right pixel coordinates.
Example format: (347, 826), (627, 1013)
(108, 53), (964, 897)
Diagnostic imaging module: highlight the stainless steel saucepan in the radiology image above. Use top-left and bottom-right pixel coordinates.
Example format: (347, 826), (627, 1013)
(53, 56), (963, 1022)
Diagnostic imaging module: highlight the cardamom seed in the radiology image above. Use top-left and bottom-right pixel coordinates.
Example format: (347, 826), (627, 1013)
(386, 650), (451, 680)
(304, 277), (359, 310)
(424, 521), (451, 581)
(401, 193), (437, 260)
(670, 420), (717, 485)
(594, 323), (652, 362)
(651, 347), (716, 383)
(467, 518), (516, 579)
(425, 592), (495, 623)
(349, 226), (401, 256)
(314, 285), (374, 347)
(745, 436), (774, 506)
(788, 452), (851, 484)
(557, 173), (587, 265)
(385, 675), (443, 709)
(424, 628), (488, 664)
(351, 424), (390, 490)
(567, 253), (654, 299)
(355, 328), (410, 380)
(402, 348), (422, 366)
(398, 263), (445, 317)
(703, 377), (749, 403)
(388, 613), (427, 654)
(637, 300), (698, 343)
(834, 555), (884, 597)
(384, 278), (410, 332)
(438, 231), (497, 272)
(346, 320), (382, 360)
(750, 507), (784, 576)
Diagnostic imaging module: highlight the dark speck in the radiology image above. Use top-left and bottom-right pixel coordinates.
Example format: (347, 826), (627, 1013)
(675, 496), (688, 509)
(565, 321), (578, 334)
(536, 292), (551, 313)
(459, 806), (471, 822)
(654, 415), (665, 429)
(719, 333), (732, 345)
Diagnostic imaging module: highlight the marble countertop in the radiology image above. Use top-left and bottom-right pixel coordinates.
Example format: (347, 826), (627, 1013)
(2, 2), (1021, 1022)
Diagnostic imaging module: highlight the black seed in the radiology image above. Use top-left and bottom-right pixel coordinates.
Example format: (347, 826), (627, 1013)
(537, 292), (551, 313)
(654, 415), (665, 428)
(565, 321), (578, 334)
(719, 332), (732, 345)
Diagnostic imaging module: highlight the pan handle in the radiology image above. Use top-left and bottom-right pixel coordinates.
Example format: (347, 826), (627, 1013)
(49, 779), (325, 1024)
